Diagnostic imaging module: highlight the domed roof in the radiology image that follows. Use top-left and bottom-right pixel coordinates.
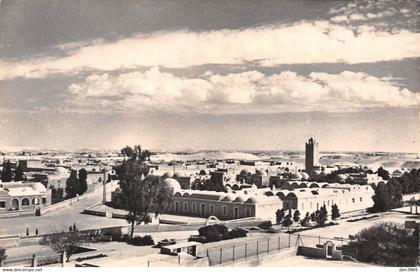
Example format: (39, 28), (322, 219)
(233, 196), (245, 203)
(240, 169), (251, 176)
(245, 197), (257, 203)
(300, 172), (309, 180)
(173, 172), (185, 178)
(161, 178), (181, 192)
(337, 174), (347, 181)
(393, 169), (403, 174)
(161, 172), (173, 179)
(31, 182), (47, 192)
(290, 173), (302, 180)
(221, 195), (234, 202)
(56, 167), (68, 175)
(313, 170), (322, 175)
(255, 169), (267, 176)
(198, 169), (208, 175)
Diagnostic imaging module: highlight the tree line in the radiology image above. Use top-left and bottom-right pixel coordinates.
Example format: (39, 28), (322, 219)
(275, 204), (340, 228)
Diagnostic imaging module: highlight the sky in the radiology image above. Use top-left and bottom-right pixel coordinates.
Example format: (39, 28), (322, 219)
(0, 0), (419, 152)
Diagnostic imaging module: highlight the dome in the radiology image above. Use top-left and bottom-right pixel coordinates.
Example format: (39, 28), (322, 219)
(245, 197), (257, 203)
(300, 172), (309, 180)
(337, 174), (347, 181)
(161, 172), (173, 179)
(56, 167), (68, 175)
(198, 169), (208, 176)
(182, 192), (190, 197)
(290, 173), (302, 180)
(221, 195), (234, 202)
(233, 196), (245, 203)
(240, 169), (251, 176)
(393, 169), (403, 174)
(255, 169), (267, 176)
(31, 182), (47, 192)
(161, 178), (181, 192)
(173, 172), (185, 178)
(313, 170), (322, 176)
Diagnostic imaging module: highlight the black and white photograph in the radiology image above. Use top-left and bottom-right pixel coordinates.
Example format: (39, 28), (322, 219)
(0, 0), (419, 269)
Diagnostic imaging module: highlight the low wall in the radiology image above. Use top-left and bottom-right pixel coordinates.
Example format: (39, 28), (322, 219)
(297, 246), (325, 258)
(40, 194), (88, 215)
(0, 210), (35, 219)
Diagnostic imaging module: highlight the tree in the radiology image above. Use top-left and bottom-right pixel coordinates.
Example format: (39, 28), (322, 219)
(1, 160), (13, 182)
(300, 212), (310, 227)
(293, 210), (301, 223)
(14, 163), (25, 181)
(349, 223), (418, 266)
(331, 204), (340, 220)
(118, 145), (172, 237)
(78, 168), (88, 195)
(121, 146), (134, 159)
(376, 167), (390, 180)
(0, 247), (7, 267)
(65, 170), (79, 198)
(276, 209), (285, 225)
(315, 206), (328, 226)
(48, 224), (82, 262)
(282, 214), (293, 228)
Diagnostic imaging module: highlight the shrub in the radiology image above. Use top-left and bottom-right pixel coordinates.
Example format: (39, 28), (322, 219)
(258, 221), (272, 230)
(229, 228), (247, 239)
(129, 235), (155, 246)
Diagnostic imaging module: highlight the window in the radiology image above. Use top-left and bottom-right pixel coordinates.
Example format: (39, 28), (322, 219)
(352, 198), (355, 203)
(316, 203), (319, 210)
(0, 201), (5, 208)
(192, 203), (196, 213)
(234, 207), (239, 219)
(32, 197), (40, 205)
(200, 204), (206, 216)
(210, 204), (214, 214)
(175, 202), (180, 213)
(310, 202), (312, 209)
(42, 198), (47, 204)
(245, 208), (251, 217)
(183, 202), (188, 212)
(285, 202), (290, 209)
(360, 197), (363, 202)
(222, 206), (227, 216)
(22, 198), (30, 206)
(302, 203), (304, 210)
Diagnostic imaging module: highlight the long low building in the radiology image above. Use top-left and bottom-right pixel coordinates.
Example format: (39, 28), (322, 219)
(279, 183), (375, 215)
(111, 177), (376, 223)
(0, 182), (51, 211)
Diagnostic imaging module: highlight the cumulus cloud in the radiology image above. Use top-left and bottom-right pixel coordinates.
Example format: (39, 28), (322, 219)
(0, 19), (419, 80)
(67, 68), (420, 114)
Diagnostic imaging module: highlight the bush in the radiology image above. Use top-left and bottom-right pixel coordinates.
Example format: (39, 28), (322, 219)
(129, 235), (154, 246)
(229, 228), (247, 239)
(198, 224), (228, 243)
(197, 224), (247, 243)
(258, 221), (272, 230)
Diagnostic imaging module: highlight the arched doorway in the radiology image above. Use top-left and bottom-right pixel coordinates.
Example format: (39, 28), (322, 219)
(12, 199), (19, 210)
(22, 198), (30, 207)
(32, 197), (40, 205)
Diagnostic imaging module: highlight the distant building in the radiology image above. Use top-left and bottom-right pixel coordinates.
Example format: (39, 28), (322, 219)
(305, 138), (320, 176)
(0, 182), (51, 211)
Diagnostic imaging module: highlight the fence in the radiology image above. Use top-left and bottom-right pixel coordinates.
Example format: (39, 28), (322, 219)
(202, 233), (294, 265)
(202, 232), (356, 266)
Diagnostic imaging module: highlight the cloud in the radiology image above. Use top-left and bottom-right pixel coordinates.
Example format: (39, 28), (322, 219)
(0, 19), (419, 80)
(67, 68), (420, 114)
